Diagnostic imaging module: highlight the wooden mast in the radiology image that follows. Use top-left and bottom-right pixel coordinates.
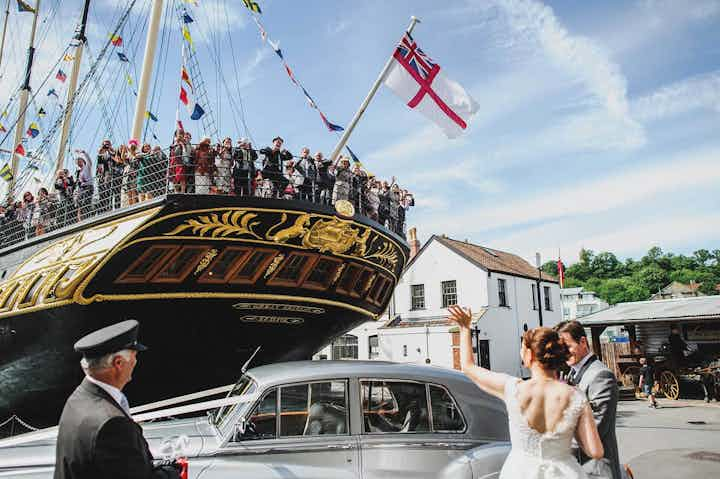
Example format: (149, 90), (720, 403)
(0, 0), (11, 76)
(54, 0), (92, 173)
(130, 0), (164, 141)
(10, 0), (41, 193)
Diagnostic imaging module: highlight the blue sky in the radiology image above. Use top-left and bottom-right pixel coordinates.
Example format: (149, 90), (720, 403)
(1, 0), (719, 265)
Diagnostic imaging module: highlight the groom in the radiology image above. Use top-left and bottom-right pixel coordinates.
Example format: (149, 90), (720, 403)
(557, 321), (621, 479)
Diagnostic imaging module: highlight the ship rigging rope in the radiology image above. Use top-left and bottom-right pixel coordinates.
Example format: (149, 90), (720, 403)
(0, 0), (63, 130)
(8, 0), (142, 197)
(143, 0), (174, 143)
(221, 0), (253, 143)
(187, 0), (252, 142)
(26, 0), (148, 172)
(68, 0), (150, 150)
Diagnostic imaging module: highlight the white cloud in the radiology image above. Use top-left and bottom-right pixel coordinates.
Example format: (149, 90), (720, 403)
(236, 48), (270, 90)
(632, 71), (720, 122)
(487, 0), (632, 118)
(416, 146), (720, 235)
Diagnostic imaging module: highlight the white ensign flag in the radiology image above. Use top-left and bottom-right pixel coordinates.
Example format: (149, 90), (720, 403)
(384, 33), (479, 139)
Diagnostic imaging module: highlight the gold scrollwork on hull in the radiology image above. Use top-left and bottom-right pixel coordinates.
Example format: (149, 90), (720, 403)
(194, 248), (219, 276)
(160, 208), (402, 271)
(264, 253), (285, 278)
(165, 210), (262, 239)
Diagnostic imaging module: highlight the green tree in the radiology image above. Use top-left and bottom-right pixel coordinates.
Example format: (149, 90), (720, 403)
(596, 278), (650, 305)
(591, 252), (623, 278)
(634, 265), (669, 294)
(541, 260), (559, 276)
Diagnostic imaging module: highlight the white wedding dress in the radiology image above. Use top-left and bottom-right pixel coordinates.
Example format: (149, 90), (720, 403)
(500, 379), (588, 479)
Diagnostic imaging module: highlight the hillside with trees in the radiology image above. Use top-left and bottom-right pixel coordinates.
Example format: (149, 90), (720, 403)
(541, 247), (720, 305)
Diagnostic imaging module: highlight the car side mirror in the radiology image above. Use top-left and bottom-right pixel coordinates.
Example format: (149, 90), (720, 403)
(236, 416), (247, 436)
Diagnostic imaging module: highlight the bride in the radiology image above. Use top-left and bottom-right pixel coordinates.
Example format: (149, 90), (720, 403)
(447, 306), (604, 478)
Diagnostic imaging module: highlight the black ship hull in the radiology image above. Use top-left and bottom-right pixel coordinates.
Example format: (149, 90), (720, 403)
(0, 195), (407, 427)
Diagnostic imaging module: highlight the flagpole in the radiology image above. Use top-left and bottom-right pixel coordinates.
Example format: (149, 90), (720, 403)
(131, 0), (164, 141)
(0, 0), (11, 76)
(55, 0), (92, 173)
(10, 0), (41, 194)
(328, 16), (420, 164)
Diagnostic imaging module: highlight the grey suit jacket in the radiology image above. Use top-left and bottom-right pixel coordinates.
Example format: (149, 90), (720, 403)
(575, 357), (622, 479)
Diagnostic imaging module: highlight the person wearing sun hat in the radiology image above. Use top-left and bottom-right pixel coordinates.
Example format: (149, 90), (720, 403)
(54, 320), (181, 479)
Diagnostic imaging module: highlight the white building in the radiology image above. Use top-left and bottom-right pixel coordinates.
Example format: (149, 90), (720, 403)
(315, 235), (562, 378)
(560, 287), (609, 321)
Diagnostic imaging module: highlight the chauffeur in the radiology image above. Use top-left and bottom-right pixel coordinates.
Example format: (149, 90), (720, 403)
(54, 320), (182, 479)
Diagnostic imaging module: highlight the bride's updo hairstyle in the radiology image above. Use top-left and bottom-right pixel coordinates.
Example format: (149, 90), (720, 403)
(522, 327), (570, 370)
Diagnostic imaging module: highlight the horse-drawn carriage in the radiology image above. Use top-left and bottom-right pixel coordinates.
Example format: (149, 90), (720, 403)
(618, 343), (719, 402)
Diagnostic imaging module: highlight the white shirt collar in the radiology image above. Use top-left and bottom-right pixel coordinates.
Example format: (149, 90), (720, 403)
(86, 375), (129, 414)
(571, 351), (595, 374)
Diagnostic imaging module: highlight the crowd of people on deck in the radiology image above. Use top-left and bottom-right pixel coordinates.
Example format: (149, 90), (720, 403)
(0, 132), (414, 246)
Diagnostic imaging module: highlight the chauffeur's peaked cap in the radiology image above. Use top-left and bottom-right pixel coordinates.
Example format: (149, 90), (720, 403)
(74, 320), (148, 358)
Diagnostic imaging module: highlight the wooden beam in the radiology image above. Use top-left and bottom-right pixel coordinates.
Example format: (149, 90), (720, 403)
(590, 326), (605, 361)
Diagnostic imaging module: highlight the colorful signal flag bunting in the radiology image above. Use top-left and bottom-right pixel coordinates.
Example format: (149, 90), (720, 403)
(26, 122), (39, 138)
(183, 12), (194, 24)
(117, 52), (129, 62)
(63, 53), (74, 61)
(0, 123), (6, 133)
(242, 0), (261, 14)
(110, 34), (123, 46)
(190, 103), (205, 120)
(0, 163), (12, 182)
(145, 111), (158, 121)
(17, 0), (35, 13)
(38, 108), (46, 117)
(56, 69), (67, 82)
(14, 143), (25, 156)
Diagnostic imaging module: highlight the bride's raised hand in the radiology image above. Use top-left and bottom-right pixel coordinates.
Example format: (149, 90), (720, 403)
(447, 305), (473, 329)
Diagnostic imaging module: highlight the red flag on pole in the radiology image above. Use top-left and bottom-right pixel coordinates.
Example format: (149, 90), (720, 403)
(14, 143), (25, 156)
(557, 258), (565, 288)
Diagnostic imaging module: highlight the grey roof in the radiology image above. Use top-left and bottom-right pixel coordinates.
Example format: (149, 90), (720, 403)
(561, 287), (583, 295)
(246, 360), (469, 387)
(579, 295), (720, 326)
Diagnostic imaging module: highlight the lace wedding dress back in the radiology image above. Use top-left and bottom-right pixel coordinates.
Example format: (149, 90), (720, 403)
(500, 379), (588, 479)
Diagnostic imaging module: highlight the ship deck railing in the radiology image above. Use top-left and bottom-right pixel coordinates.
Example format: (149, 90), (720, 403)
(0, 147), (410, 252)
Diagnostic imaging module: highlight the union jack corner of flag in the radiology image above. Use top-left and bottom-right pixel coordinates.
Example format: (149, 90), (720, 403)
(396, 33), (438, 80)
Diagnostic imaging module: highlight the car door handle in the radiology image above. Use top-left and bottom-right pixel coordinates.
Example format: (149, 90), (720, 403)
(325, 443), (353, 450)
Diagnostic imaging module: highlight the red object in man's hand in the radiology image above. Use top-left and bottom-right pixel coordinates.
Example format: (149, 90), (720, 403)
(177, 457), (188, 479)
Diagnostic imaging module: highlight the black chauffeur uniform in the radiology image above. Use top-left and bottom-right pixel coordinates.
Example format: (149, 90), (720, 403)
(54, 320), (181, 479)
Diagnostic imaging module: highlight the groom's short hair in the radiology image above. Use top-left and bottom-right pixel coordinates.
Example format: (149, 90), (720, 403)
(555, 321), (586, 342)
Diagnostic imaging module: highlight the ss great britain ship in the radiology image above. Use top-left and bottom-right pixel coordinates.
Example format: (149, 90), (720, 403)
(0, 0), (411, 426)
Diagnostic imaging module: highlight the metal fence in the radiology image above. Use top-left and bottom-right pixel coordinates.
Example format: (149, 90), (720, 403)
(0, 146), (412, 250)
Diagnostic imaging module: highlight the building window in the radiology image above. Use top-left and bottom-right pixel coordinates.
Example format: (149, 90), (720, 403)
(441, 280), (457, 308)
(403, 345), (408, 357)
(563, 307), (570, 318)
(498, 278), (508, 307)
(332, 335), (358, 360)
(531, 284), (538, 310)
(544, 286), (552, 311)
(410, 284), (425, 310)
(368, 335), (379, 360)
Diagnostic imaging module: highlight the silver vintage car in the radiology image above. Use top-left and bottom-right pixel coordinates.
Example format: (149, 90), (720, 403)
(0, 361), (510, 478)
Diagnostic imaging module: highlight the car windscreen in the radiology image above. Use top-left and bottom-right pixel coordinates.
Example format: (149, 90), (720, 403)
(212, 375), (258, 431)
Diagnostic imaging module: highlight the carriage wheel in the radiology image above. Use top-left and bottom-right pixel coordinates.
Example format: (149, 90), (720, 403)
(660, 370), (680, 400)
(621, 366), (641, 390)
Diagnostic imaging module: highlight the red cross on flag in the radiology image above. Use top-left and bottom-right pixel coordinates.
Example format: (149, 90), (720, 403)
(384, 33), (478, 138)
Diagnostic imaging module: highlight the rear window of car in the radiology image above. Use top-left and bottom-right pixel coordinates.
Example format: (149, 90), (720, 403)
(361, 380), (465, 434)
(280, 381), (348, 437)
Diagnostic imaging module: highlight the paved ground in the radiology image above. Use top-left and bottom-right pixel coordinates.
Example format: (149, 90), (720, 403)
(616, 398), (720, 478)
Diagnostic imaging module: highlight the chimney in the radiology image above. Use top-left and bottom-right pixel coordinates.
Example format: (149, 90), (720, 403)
(408, 227), (421, 259)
